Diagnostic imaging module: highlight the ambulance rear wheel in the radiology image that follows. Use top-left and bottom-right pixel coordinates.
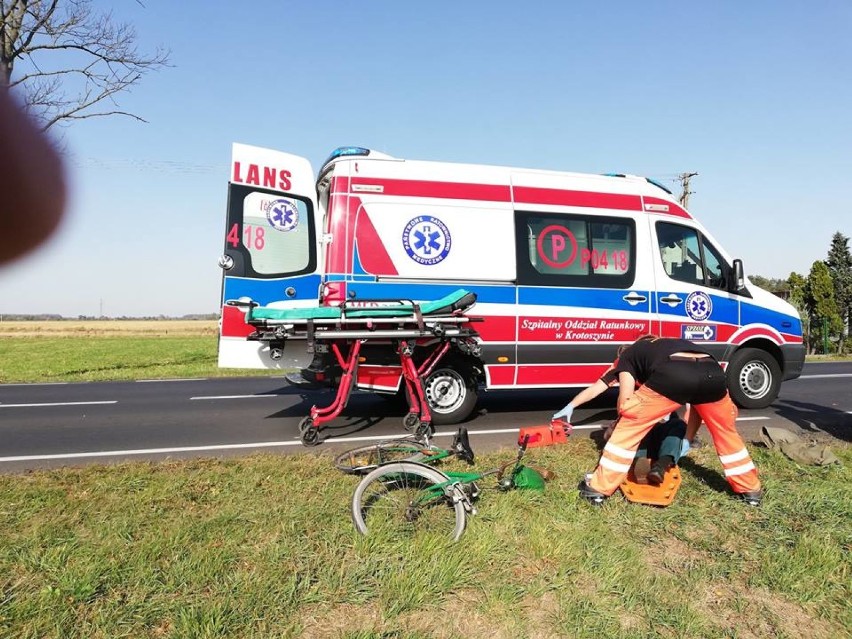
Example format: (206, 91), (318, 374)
(726, 347), (781, 409)
(423, 362), (478, 426)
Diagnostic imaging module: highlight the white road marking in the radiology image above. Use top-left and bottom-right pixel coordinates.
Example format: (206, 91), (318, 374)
(0, 401), (117, 408)
(189, 394), (281, 400)
(797, 373), (852, 379)
(0, 416), (771, 463)
(137, 378), (204, 383)
(0, 382), (68, 387)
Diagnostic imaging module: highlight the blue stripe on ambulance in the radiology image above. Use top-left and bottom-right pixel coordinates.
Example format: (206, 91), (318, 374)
(222, 274), (322, 307)
(345, 282), (516, 305)
(741, 301), (802, 334)
(655, 291), (740, 326)
(518, 287), (651, 311)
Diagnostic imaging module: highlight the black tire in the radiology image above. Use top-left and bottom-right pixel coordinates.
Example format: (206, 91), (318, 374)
(351, 462), (467, 541)
(726, 347), (782, 409)
(333, 439), (434, 475)
(422, 359), (478, 426)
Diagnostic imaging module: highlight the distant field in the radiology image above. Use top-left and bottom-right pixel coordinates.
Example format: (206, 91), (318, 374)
(0, 319), (218, 338)
(0, 320), (282, 383)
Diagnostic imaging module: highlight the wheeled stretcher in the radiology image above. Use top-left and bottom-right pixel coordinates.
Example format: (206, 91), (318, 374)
(226, 289), (481, 445)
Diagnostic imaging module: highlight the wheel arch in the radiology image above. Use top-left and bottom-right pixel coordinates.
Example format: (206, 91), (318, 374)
(723, 338), (783, 371)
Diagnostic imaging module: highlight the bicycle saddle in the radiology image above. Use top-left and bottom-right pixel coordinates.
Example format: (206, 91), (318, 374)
(452, 427), (475, 464)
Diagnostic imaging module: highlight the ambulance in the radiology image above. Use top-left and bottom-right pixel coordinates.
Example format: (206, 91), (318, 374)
(217, 144), (805, 425)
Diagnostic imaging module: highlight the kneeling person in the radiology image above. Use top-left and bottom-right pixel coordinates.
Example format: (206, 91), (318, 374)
(576, 335), (762, 506)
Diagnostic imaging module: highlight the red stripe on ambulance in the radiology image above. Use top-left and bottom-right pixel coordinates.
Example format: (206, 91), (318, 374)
(485, 365), (516, 386)
(730, 326), (784, 346)
(354, 209), (398, 275)
(516, 364), (611, 386)
(221, 305), (254, 338)
(351, 177), (511, 202)
(641, 196), (691, 219)
(514, 186), (642, 211)
(473, 316), (516, 341)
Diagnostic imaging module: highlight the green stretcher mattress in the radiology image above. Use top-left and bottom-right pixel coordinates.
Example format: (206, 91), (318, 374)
(247, 289), (477, 322)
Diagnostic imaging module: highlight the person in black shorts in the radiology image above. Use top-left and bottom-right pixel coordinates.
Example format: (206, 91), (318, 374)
(561, 335), (763, 505)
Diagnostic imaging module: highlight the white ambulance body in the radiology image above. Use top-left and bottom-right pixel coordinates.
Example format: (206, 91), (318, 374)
(218, 145), (805, 424)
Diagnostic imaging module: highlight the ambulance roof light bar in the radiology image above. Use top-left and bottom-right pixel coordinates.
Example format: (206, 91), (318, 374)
(324, 146), (372, 165)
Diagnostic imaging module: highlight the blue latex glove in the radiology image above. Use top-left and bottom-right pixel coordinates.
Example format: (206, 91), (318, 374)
(553, 404), (574, 422)
(680, 439), (691, 458)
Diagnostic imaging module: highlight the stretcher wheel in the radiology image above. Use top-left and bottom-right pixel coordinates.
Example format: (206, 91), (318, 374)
(402, 412), (421, 432)
(415, 420), (434, 439)
(298, 417), (320, 446)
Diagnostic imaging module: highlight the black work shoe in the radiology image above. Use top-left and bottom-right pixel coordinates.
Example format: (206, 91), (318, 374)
(578, 479), (607, 506)
(647, 455), (675, 486)
(739, 490), (763, 507)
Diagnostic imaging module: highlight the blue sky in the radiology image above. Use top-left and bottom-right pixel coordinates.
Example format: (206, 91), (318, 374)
(1, 0), (850, 317)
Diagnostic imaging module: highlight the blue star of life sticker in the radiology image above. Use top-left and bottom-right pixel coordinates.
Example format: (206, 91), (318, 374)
(402, 215), (452, 265)
(266, 198), (299, 232)
(685, 291), (713, 321)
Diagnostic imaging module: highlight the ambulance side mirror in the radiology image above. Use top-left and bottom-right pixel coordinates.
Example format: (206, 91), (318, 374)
(731, 259), (746, 293)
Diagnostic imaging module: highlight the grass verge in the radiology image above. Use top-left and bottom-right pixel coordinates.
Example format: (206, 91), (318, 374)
(0, 331), (280, 383)
(0, 441), (849, 638)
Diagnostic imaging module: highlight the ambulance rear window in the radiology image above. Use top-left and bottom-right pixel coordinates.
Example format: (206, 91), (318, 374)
(224, 185), (317, 278)
(514, 212), (635, 288)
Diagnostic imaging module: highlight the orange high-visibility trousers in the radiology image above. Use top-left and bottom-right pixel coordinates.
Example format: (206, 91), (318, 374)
(587, 386), (761, 496)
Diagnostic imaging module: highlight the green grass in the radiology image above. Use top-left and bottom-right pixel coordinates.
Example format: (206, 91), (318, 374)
(0, 336), (281, 383)
(1, 330), (849, 636)
(0, 441), (849, 638)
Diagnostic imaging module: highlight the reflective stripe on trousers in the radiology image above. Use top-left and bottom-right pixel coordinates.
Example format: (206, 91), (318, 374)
(587, 386), (761, 496)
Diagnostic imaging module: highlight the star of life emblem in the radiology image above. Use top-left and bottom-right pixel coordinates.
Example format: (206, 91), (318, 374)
(402, 215), (452, 265)
(685, 291), (713, 321)
(266, 198), (299, 232)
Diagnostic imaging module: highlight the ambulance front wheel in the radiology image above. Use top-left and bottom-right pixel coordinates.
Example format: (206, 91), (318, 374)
(423, 361), (478, 426)
(726, 347), (782, 409)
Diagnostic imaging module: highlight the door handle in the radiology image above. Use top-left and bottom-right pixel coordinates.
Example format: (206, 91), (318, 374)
(660, 295), (683, 306)
(622, 292), (647, 305)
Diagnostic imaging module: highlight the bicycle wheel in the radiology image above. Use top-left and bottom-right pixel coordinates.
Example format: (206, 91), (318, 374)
(351, 462), (467, 541)
(333, 438), (435, 475)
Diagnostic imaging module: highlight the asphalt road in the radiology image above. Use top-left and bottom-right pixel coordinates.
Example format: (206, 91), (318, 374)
(0, 362), (849, 472)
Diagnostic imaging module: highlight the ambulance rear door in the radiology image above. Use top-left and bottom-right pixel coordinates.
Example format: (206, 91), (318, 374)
(218, 143), (322, 368)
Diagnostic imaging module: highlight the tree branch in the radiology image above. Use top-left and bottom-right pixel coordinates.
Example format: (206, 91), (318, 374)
(1, 0), (170, 129)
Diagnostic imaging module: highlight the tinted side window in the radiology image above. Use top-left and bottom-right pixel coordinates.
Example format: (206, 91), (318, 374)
(515, 212), (636, 288)
(656, 222), (728, 290)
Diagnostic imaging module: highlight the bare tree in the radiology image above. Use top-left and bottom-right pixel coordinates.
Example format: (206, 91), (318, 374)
(0, 0), (169, 131)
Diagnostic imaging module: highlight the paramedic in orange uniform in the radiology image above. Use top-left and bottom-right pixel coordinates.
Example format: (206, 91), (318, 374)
(554, 359), (690, 485)
(569, 335), (763, 506)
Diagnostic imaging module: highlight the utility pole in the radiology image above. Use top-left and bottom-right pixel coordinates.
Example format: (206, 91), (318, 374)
(676, 172), (698, 209)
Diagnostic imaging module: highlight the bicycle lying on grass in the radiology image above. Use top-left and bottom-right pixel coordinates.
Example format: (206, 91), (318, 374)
(333, 426), (477, 475)
(337, 428), (553, 541)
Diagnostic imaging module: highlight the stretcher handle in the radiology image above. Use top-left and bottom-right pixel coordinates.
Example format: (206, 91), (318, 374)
(340, 298), (424, 329)
(339, 298), (420, 313)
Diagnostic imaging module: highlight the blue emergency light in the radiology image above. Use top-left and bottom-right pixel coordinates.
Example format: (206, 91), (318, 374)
(323, 146), (371, 166)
